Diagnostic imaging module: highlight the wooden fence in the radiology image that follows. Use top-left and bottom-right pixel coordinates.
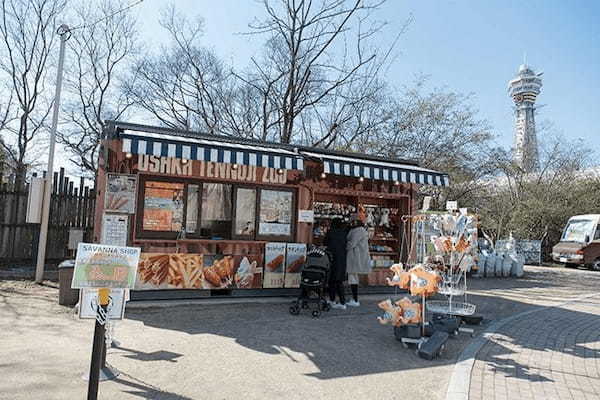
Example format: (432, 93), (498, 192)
(0, 168), (95, 265)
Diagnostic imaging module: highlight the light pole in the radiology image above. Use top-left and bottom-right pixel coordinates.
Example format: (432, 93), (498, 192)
(35, 24), (70, 283)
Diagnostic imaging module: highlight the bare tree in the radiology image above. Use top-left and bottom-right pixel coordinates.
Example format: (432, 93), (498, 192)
(125, 6), (239, 135)
(0, 0), (66, 188)
(58, 0), (139, 177)
(246, 0), (402, 145)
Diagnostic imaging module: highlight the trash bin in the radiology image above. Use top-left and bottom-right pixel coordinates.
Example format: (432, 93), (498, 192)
(58, 260), (79, 306)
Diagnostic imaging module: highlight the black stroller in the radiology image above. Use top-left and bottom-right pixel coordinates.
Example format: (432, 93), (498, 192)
(289, 247), (331, 318)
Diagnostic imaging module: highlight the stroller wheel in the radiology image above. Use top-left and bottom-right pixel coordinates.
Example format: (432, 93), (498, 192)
(312, 310), (321, 318)
(289, 305), (300, 315)
(322, 303), (331, 312)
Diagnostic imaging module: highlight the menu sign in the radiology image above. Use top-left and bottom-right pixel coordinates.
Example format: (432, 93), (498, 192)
(259, 190), (292, 236)
(142, 181), (184, 231)
(284, 243), (306, 288)
(72, 243), (140, 289)
(105, 174), (137, 214)
(263, 242), (286, 288)
(101, 214), (128, 247)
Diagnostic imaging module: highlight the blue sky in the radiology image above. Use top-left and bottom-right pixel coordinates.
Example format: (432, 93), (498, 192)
(134, 0), (600, 152)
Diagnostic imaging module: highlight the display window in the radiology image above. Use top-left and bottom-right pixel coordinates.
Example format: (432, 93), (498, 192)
(137, 177), (295, 242)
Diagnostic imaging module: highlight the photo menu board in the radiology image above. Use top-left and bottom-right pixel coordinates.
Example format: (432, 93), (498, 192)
(284, 243), (306, 288)
(142, 181), (184, 232)
(258, 190), (292, 237)
(263, 242), (286, 288)
(105, 173), (137, 214)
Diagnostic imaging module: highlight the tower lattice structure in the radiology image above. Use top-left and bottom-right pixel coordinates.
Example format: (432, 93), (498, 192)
(508, 64), (543, 172)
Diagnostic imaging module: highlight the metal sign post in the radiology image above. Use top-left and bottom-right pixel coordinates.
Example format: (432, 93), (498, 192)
(35, 25), (70, 283)
(87, 288), (109, 400)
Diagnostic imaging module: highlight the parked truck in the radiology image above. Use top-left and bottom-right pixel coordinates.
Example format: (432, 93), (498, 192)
(552, 214), (600, 271)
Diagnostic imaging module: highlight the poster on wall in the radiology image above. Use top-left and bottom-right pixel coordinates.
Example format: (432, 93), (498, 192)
(101, 214), (128, 247)
(142, 181), (184, 231)
(284, 243), (306, 288)
(234, 188), (257, 236)
(202, 254), (264, 289)
(136, 253), (203, 290)
(105, 173), (137, 214)
(258, 190), (292, 236)
(263, 242), (286, 288)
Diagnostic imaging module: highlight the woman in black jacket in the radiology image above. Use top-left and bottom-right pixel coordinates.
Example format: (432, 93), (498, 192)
(324, 218), (348, 310)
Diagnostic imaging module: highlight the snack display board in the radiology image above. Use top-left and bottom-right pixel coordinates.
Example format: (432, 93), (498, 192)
(142, 181), (184, 231)
(284, 243), (306, 288)
(136, 253), (203, 290)
(105, 173), (137, 214)
(263, 242), (286, 288)
(72, 243), (140, 289)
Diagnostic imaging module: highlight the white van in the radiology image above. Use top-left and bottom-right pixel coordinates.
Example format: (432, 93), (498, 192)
(552, 214), (600, 270)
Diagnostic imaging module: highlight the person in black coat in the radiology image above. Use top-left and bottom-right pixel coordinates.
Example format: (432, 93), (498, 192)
(324, 218), (348, 309)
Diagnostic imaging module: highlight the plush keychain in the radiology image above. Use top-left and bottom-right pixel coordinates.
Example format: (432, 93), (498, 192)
(396, 297), (422, 324)
(377, 299), (403, 326)
(409, 266), (441, 297)
(386, 263), (410, 289)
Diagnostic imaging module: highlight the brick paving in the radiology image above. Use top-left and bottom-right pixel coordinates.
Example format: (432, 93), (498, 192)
(469, 296), (600, 400)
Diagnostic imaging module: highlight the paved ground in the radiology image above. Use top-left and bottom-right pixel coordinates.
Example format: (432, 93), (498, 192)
(1, 265), (600, 400)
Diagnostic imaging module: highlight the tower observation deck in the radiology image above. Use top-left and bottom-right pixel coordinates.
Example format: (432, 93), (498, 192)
(508, 64), (543, 171)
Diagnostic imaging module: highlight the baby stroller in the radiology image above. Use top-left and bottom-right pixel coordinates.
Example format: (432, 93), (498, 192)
(289, 247), (331, 318)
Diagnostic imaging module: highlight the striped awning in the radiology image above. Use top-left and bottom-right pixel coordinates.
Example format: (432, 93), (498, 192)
(120, 131), (304, 170)
(302, 151), (449, 187)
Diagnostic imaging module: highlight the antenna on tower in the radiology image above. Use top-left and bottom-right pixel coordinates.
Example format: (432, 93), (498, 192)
(523, 52), (527, 65)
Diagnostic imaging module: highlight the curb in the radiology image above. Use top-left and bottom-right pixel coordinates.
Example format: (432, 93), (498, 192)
(445, 292), (600, 400)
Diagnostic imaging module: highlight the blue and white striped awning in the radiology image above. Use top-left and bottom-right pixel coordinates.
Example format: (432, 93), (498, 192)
(120, 131), (304, 170)
(302, 151), (449, 187)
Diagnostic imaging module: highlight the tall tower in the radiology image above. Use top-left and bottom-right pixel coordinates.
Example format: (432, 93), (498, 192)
(508, 63), (543, 171)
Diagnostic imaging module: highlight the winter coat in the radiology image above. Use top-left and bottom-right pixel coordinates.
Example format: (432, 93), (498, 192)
(346, 226), (372, 274)
(324, 227), (348, 281)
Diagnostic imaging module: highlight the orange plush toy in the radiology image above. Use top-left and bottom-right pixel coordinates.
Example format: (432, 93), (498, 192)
(386, 263), (410, 289)
(397, 297), (423, 324)
(409, 266), (441, 297)
(377, 299), (403, 326)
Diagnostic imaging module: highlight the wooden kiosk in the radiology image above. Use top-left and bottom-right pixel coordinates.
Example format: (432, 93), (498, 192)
(94, 121), (449, 299)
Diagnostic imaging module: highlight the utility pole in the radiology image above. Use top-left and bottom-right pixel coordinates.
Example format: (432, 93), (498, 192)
(35, 25), (70, 283)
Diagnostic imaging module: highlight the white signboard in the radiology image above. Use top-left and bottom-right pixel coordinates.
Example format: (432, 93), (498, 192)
(72, 243), (140, 289)
(102, 214), (129, 247)
(68, 228), (84, 250)
(78, 288), (126, 320)
(105, 173), (137, 214)
(284, 243), (306, 288)
(298, 210), (314, 223)
(446, 201), (458, 211)
(422, 196), (432, 212)
(263, 242), (286, 288)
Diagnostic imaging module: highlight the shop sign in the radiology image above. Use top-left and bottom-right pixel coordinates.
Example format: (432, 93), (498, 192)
(105, 173), (137, 214)
(78, 288), (126, 320)
(263, 242), (286, 288)
(101, 214), (129, 247)
(72, 243), (140, 289)
(136, 155), (287, 184)
(298, 210), (314, 223)
(284, 243), (306, 288)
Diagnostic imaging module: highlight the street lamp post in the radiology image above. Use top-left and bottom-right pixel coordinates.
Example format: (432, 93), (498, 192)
(35, 25), (70, 283)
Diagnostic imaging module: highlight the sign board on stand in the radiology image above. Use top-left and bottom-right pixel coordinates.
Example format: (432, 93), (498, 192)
(71, 243), (140, 289)
(79, 288), (126, 320)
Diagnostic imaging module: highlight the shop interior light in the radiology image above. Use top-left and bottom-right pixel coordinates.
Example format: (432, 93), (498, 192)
(359, 177), (364, 182)
(277, 168), (284, 175)
(320, 172), (327, 179)
(181, 158), (188, 164)
(394, 180), (400, 186)
(125, 152), (133, 159)
(231, 164), (238, 170)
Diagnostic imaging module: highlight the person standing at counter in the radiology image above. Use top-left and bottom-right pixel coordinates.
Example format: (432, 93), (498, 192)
(346, 217), (371, 307)
(324, 218), (348, 310)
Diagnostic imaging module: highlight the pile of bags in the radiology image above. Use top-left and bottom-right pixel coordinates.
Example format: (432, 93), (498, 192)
(476, 237), (524, 278)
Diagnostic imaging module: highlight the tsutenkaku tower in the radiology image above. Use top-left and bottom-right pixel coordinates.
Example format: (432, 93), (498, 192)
(508, 63), (543, 172)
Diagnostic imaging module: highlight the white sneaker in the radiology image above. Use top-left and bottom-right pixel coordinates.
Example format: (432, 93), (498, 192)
(331, 302), (347, 310)
(346, 300), (360, 307)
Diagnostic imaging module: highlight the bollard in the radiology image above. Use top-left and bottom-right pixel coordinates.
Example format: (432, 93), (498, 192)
(87, 288), (109, 400)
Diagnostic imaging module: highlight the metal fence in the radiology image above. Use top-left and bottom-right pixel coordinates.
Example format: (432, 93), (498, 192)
(0, 168), (95, 265)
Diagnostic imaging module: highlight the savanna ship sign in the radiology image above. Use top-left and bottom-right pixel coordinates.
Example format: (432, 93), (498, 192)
(71, 243), (140, 289)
